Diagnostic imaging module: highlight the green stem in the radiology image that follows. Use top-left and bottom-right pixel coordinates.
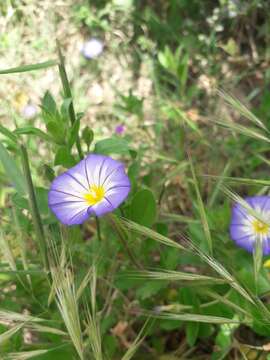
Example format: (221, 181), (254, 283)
(20, 145), (49, 271)
(95, 216), (101, 242)
(108, 214), (143, 269)
(56, 40), (83, 160)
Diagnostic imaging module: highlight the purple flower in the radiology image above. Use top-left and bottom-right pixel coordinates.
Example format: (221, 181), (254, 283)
(230, 196), (270, 255)
(81, 38), (104, 59)
(115, 124), (125, 135)
(48, 154), (130, 225)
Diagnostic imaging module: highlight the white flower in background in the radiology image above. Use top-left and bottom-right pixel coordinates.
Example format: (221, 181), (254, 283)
(81, 38), (104, 59)
(21, 103), (38, 119)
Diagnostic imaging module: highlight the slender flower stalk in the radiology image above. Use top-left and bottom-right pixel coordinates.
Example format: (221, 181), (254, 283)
(108, 214), (143, 269)
(20, 145), (49, 271)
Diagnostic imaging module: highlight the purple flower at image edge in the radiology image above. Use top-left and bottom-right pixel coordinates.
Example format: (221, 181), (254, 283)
(48, 154), (130, 226)
(115, 124), (125, 135)
(230, 196), (270, 255)
(81, 38), (104, 59)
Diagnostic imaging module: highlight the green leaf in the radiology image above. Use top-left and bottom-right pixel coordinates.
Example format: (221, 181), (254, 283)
(14, 127), (53, 142)
(136, 281), (165, 300)
(0, 60), (58, 74)
(0, 124), (17, 143)
(129, 189), (157, 227)
(186, 322), (199, 346)
(42, 90), (57, 115)
(12, 193), (29, 210)
(94, 137), (130, 155)
(54, 146), (76, 168)
(61, 97), (72, 119)
(46, 121), (66, 144)
(0, 142), (26, 195)
(67, 119), (80, 149)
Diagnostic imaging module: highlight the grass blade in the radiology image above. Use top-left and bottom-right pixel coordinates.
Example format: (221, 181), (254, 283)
(185, 238), (256, 305)
(142, 310), (240, 324)
(121, 320), (150, 360)
(6, 348), (55, 360)
(0, 323), (23, 345)
(126, 269), (227, 284)
(188, 153), (212, 254)
(214, 119), (270, 143)
(217, 89), (268, 132)
(120, 217), (186, 251)
(208, 161), (231, 207)
(49, 241), (84, 360)
(0, 310), (45, 323)
(85, 266), (103, 360)
(160, 212), (199, 224)
(205, 175), (270, 187)
(0, 60), (58, 74)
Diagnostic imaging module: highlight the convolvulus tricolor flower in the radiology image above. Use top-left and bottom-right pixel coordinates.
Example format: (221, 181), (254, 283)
(230, 196), (270, 254)
(48, 154), (130, 225)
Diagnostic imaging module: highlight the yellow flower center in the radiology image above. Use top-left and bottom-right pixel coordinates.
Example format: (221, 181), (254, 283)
(252, 219), (269, 235)
(84, 185), (105, 206)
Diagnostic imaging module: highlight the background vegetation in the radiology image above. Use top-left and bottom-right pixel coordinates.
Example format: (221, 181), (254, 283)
(1, 0), (270, 359)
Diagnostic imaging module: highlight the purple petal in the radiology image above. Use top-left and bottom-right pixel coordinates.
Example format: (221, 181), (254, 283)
(230, 203), (250, 225)
(102, 164), (130, 189)
(88, 198), (114, 217)
(262, 238), (270, 255)
(230, 224), (253, 240)
(105, 186), (130, 208)
(234, 234), (255, 253)
(245, 196), (269, 210)
(50, 173), (85, 197)
(48, 195), (89, 225)
(85, 154), (124, 186)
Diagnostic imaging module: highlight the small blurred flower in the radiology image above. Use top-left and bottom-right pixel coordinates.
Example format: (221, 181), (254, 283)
(13, 91), (28, 111)
(115, 124), (125, 135)
(81, 38), (104, 59)
(186, 108), (199, 122)
(21, 103), (38, 119)
(263, 259), (270, 269)
(230, 196), (270, 255)
(48, 154), (130, 225)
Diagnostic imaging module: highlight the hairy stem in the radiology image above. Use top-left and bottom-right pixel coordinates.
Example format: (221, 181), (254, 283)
(20, 145), (49, 271)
